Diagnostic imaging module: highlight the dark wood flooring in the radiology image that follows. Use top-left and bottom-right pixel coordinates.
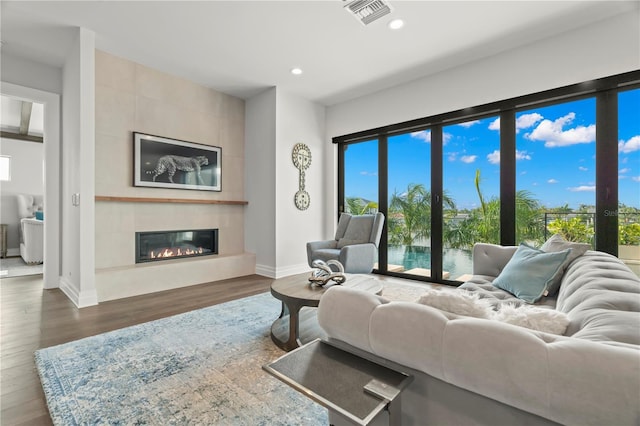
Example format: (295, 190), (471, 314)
(0, 273), (273, 426)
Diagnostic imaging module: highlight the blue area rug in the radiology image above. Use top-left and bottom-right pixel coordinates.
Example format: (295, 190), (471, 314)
(35, 292), (328, 425)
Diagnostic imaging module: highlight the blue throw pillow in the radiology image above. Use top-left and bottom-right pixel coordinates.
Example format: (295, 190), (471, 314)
(492, 243), (570, 303)
(35, 211), (44, 221)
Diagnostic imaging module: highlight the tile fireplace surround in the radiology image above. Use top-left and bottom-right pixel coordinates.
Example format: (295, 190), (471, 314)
(94, 50), (254, 303)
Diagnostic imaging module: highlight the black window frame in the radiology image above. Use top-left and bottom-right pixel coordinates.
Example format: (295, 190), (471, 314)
(335, 70), (640, 284)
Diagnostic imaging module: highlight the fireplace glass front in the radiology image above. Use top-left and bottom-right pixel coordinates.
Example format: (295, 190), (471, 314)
(135, 229), (218, 263)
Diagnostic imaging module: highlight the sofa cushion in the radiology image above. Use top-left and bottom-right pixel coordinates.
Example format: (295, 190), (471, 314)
(555, 251), (640, 346)
(492, 243), (570, 303)
(540, 234), (590, 296)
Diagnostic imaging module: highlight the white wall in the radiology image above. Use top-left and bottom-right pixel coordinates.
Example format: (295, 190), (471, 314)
(0, 138), (44, 251)
(245, 88), (326, 278)
(324, 10), (640, 234)
(275, 90), (326, 274)
(0, 52), (62, 95)
(245, 88), (277, 275)
(60, 27), (97, 307)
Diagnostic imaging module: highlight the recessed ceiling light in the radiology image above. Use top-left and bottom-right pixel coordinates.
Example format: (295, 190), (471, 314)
(388, 18), (404, 30)
(291, 67), (303, 75)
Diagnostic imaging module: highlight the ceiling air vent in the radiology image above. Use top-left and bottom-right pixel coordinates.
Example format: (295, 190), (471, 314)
(343, 0), (393, 26)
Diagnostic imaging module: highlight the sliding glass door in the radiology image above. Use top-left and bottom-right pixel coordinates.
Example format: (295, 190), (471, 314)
(386, 130), (431, 277)
(336, 72), (640, 283)
(342, 139), (379, 215)
(442, 117), (500, 281)
(516, 98), (596, 247)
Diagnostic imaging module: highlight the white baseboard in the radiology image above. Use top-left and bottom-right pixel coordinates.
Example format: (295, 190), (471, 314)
(5, 248), (20, 257)
(256, 263), (310, 279)
(255, 264), (276, 278)
(59, 277), (98, 308)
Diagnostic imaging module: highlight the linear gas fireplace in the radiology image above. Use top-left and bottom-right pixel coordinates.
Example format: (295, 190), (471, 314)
(135, 229), (218, 263)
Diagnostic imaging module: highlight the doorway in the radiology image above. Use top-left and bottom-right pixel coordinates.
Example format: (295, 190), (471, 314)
(0, 82), (61, 289)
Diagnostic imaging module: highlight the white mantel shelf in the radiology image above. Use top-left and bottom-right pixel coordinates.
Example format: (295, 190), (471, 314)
(95, 196), (248, 205)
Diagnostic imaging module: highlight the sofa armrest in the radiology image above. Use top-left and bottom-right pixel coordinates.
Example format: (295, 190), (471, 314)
(318, 286), (387, 352)
(472, 243), (518, 277)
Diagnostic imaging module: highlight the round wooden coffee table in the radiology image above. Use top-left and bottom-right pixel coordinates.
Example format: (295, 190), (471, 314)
(270, 273), (383, 351)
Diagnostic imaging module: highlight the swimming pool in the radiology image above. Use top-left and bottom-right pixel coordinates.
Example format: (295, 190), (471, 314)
(386, 245), (473, 280)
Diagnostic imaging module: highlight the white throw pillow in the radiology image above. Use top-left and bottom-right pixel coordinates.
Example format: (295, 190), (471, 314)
(494, 304), (570, 335)
(418, 289), (570, 335)
(418, 289), (494, 319)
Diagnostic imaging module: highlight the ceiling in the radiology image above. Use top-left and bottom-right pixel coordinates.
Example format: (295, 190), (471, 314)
(0, 95), (44, 141)
(0, 1), (637, 106)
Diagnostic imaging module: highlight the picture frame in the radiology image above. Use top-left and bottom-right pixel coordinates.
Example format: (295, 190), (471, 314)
(134, 132), (221, 191)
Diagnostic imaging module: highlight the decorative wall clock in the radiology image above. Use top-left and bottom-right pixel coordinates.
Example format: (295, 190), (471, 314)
(292, 143), (311, 210)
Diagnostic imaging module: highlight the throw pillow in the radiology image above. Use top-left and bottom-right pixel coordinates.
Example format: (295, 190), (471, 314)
(418, 289), (494, 318)
(540, 234), (590, 296)
(492, 243), (570, 304)
(494, 304), (570, 335)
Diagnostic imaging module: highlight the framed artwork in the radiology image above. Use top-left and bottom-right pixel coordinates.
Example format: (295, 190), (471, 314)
(134, 132), (221, 191)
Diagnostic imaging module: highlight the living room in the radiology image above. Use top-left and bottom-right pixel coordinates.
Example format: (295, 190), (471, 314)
(1, 1), (638, 425)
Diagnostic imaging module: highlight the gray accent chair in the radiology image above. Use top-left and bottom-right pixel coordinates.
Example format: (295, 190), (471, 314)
(306, 212), (384, 273)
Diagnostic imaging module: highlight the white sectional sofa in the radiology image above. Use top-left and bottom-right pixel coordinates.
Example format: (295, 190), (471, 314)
(317, 243), (640, 425)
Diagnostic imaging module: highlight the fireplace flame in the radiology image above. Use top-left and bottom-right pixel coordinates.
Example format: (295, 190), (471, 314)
(150, 247), (204, 259)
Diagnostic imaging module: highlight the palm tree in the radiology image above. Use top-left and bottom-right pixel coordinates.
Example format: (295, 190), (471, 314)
(345, 197), (378, 215)
(388, 183), (455, 246)
(444, 169), (543, 248)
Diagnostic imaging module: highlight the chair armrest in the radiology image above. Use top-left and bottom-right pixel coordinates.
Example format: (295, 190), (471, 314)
(472, 243), (518, 277)
(307, 240), (338, 251)
(307, 240), (338, 267)
(340, 243), (377, 273)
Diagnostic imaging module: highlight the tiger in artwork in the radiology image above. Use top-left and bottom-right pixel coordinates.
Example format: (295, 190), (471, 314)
(147, 155), (209, 184)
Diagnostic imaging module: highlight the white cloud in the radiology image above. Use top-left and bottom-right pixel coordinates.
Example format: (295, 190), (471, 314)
(487, 150), (500, 164)
(620, 168), (631, 174)
(411, 130), (431, 143)
(578, 166), (588, 171)
(488, 118), (500, 131)
(486, 149), (530, 165)
(525, 112), (595, 147)
(547, 179), (558, 184)
(460, 155), (477, 163)
(459, 120), (480, 128)
(516, 113), (543, 130)
(619, 135), (640, 153)
(360, 171), (378, 176)
(447, 152), (457, 162)
(443, 132), (452, 145)
(568, 185), (596, 192)
(633, 176), (640, 182)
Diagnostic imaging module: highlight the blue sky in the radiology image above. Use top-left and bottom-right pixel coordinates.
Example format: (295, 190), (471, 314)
(345, 88), (640, 210)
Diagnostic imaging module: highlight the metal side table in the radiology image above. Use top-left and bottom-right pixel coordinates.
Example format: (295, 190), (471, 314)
(263, 339), (413, 426)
